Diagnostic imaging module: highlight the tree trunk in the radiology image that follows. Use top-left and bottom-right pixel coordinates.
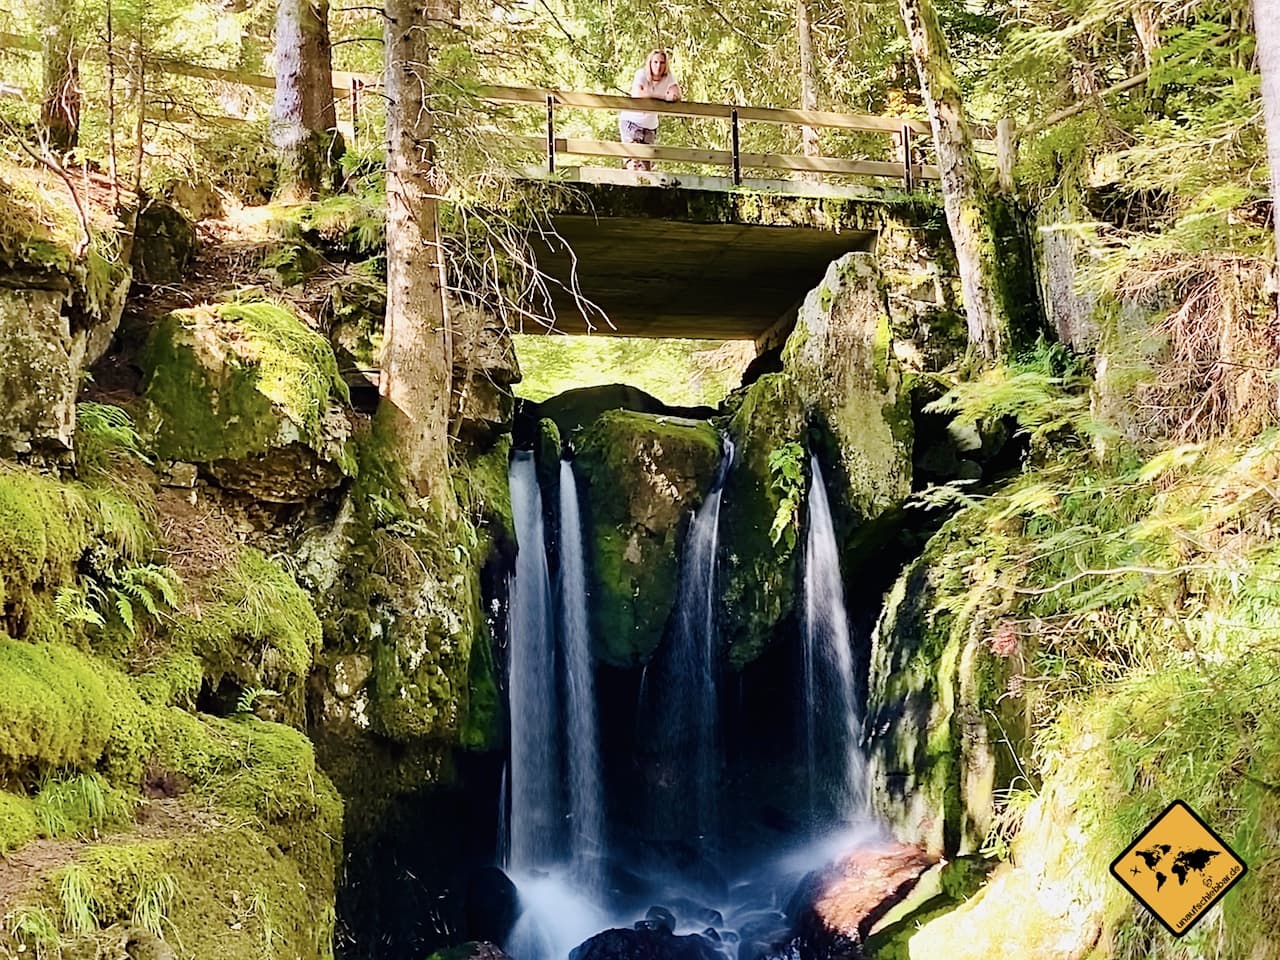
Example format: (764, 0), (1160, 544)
(897, 0), (1009, 359)
(378, 0), (459, 515)
(39, 0), (79, 154)
(1257, 0), (1280, 277)
(271, 0), (340, 199)
(796, 0), (820, 161)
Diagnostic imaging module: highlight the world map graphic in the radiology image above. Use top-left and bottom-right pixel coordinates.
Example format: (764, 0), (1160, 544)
(1132, 843), (1221, 892)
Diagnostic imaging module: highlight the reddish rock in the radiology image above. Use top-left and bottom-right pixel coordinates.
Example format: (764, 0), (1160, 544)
(790, 842), (937, 960)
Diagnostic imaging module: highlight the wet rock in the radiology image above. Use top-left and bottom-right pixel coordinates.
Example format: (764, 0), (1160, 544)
(788, 842), (936, 960)
(536, 383), (715, 440)
(645, 907), (677, 933)
(575, 410), (722, 665)
(464, 867), (520, 945)
(427, 942), (514, 960)
(571, 927), (722, 960)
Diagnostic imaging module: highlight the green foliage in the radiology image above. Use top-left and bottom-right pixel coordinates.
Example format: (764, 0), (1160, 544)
(6, 906), (59, 959)
(56, 843), (177, 938)
(32, 772), (131, 839)
(766, 442), (804, 552)
(74, 403), (151, 478)
(181, 547), (322, 695)
(513, 334), (754, 408)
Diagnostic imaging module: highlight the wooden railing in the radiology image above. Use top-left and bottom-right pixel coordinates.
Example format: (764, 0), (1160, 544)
(480, 84), (945, 186)
(0, 32), (983, 186)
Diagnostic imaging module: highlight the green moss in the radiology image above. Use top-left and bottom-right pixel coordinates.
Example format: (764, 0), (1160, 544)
(134, 650), (204, 708)
(0, 790), (39, 853)
(457, 434), (514, 546)
(721, 374), (805, 668)
(575, 410), (723, 665)
(0, 467), (92, 617)
(0, 638), (118, 779)
(460, 615), (503, 752)
(178, 547), (322, 721)
(54, 841), (176, 937)
(32, 772), (132, 840)
(139, 301), (353, 476)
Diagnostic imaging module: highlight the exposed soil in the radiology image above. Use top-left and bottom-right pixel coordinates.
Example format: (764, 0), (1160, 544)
(0, 798), (223, 910)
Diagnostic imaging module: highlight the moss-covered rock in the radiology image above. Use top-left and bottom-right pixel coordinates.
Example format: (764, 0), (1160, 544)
(176, 546), (324, 726)
(782, 252), (912, 521)
(139, 300), (355, 502)
(720, 374), (806, 668)
(0, 286), (81, 455)
(575, 410), (723, 665)
(131, 199), (198, 286)
(452, 304), (521, 445)
(864, 512), (1030, 857)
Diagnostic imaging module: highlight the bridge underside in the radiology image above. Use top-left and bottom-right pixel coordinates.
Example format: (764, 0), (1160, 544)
(520, 178), (885, 340)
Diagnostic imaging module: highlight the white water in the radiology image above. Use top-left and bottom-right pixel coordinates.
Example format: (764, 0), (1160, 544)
(508, 451), (562, 870)
(558, 459), (605, 893)
(650, 438), (734, 854)
(802, 455), (867, 820)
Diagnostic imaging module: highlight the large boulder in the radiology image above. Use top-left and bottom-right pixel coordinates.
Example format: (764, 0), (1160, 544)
(0, 284), (80, 455)
(782, 252), (912, 521)
(787, 842), (937, 960)
(720, 374), (805, 668)
(864, 512), (1031, 857)
(536, 383), (715, 441)
(570, 927), (722, 960)
(575, 410), (723, 665)
(139, 300), (355, 501)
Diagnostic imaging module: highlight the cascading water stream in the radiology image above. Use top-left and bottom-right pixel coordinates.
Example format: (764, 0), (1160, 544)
(558, 458), (605, 893)
(802, 455), (867, 822)
(650, 437), (734, 854)
(507, 451), (561, 870)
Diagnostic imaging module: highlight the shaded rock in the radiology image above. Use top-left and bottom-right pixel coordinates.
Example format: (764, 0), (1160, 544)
(865, 513), (1032, 856)
(571, 927), (722, 960)
(537, 383), (715, 440)
(465, 868), (520, 944)
(139, 300), (355, 502)
(261, 239), (327, 288)
(645, 906), (676, 933)
(782, 252), (912, 521)
(451, 304), (521, 443)
(131, 198), (198, 286)
(788, 843), (936, 960)
(575, 410), (723, 665)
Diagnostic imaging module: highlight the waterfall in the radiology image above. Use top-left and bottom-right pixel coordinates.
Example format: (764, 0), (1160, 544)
(558, 458), (604, 892)
(507, 451), (562, 870)
(650, 437), (734, 853)
(802, 455), (867, 822)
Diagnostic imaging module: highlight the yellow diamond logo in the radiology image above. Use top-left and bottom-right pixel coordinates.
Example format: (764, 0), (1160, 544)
(1110, 800), (1247, 937)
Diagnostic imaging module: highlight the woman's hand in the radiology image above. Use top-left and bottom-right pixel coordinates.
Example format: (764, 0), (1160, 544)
(666, 84), (682, 102)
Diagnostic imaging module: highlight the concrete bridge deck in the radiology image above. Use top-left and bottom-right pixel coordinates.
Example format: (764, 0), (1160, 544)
(520, 169), (939, 342)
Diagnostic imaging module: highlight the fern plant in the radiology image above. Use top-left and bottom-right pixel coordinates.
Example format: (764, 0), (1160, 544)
(767, 442), (806, 553)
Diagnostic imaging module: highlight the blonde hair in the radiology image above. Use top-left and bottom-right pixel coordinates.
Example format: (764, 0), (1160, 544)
(646, 49), (670, 79)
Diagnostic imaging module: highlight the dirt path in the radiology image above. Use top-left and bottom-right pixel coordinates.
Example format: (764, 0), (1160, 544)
(0, 799), (222, 910)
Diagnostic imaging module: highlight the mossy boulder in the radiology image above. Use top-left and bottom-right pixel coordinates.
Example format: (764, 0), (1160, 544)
(720, 374), (805, 668)
(575, 410), (723, 666)
(0, 286), (81, 455)
(139, 300), (355, 502)
(864, 513), (1031, 857)
(782, 252), (912, 521)
(131, 199), (198, 286)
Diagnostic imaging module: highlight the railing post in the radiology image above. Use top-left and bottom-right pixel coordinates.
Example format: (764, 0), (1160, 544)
(901, 123), (914, 191)
(546, 94), (556, 173)
(731, 107), (741, 185)
(350, 78), (362, 147)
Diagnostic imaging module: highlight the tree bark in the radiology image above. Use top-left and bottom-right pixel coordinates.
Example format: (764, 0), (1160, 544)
(796, 0), (820, 160)
(270, 0), (340, 199)
(378, 0), (459, 515)
(39, 0), (79, 154)
(897, 0), (1009, 359)
(1257, 0), (1280, 277)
